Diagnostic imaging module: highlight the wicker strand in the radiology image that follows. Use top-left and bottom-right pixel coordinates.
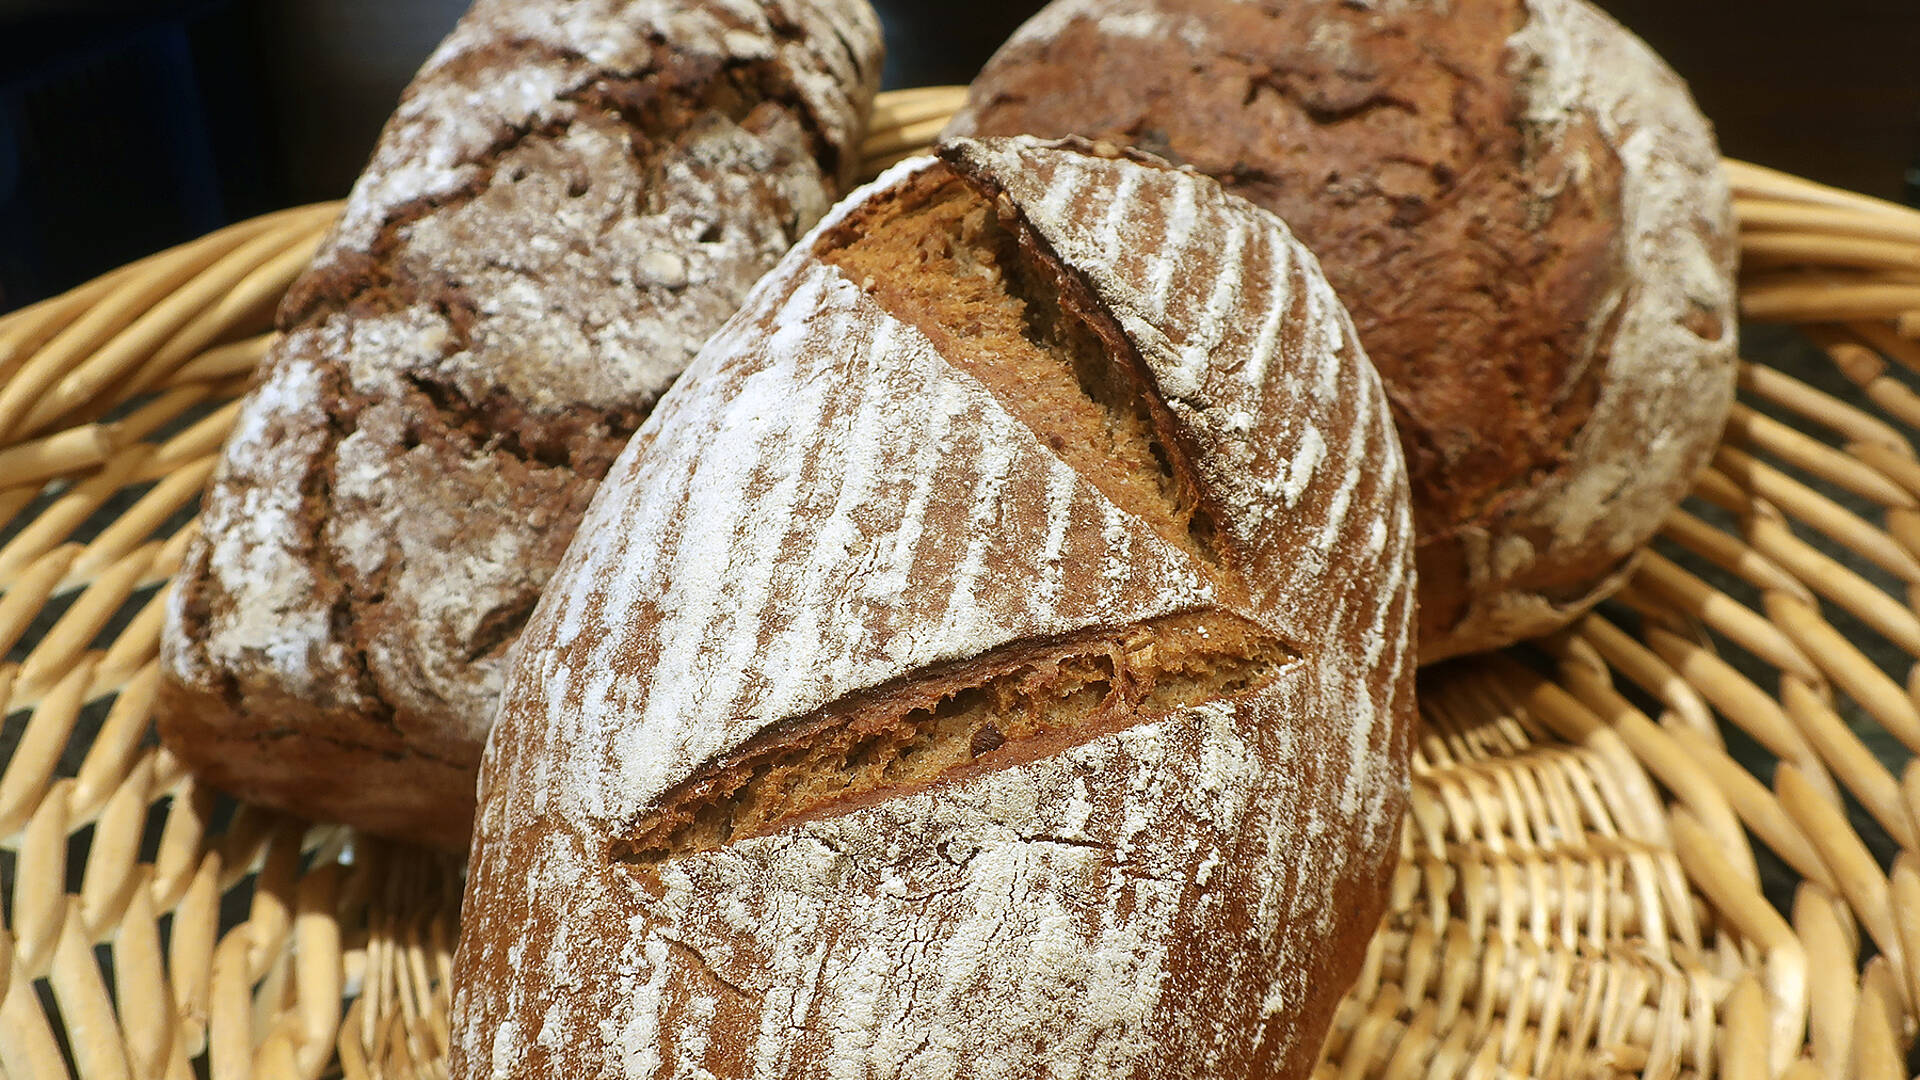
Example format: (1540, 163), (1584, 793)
(1737, 200), (1920, 247)
(0, 210), (298, 444)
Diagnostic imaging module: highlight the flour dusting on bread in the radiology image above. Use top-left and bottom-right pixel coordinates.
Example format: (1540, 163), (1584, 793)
(158, 0), (884, 848)
(451, 138), (1415, 1079)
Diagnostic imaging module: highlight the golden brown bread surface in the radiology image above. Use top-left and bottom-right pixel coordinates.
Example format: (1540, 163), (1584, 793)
(156, 0), (883, 848)
(450, 137), (1415, 1080)
(818, 167), (1217, 559)
(947, 0), (1740, 661)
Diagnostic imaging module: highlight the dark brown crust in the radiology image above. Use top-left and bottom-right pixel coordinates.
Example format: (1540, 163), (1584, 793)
(155, 680), (477, 843)
(948, 0), (1634, 650)
(159, 0), (881, 849)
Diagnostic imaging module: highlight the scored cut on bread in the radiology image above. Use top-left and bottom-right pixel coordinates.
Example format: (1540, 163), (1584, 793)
(450, 136), (1415, 1080)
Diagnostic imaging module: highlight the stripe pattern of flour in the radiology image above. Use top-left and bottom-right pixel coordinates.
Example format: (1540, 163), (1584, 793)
(451, 137), (1416, 1080)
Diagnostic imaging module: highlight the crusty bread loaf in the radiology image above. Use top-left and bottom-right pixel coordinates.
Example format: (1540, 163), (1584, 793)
(946, 0), (1739, 662)
(450, 136), (1414, 1080)
(157, 0), (882, 848)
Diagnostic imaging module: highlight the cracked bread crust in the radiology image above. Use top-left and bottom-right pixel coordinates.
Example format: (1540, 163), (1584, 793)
(450, 138), (1415, 1080)
(946, 0), (1739, 662)
(156, 0), (883, 850)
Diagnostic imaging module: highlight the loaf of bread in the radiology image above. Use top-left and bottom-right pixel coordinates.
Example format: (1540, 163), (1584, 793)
(947, 0), (1739, 662)
(157, 0), (882, 848)
(450, 136), (1414, 1080)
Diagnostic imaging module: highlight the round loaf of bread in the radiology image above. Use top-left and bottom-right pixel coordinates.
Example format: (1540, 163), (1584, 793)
(157, 0), (883, 849)
(946, 0), (1739, 662)
(450, 136), (1414, 1079)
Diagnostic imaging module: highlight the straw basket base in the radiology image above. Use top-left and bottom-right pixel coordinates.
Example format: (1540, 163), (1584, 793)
(3, 87), (1920, 1079)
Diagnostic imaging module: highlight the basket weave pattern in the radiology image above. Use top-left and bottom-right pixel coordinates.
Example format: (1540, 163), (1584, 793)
(5, 86), (1920, 1079)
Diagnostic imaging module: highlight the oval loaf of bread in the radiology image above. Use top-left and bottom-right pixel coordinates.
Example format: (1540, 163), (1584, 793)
(157, 0), (883, 849)
(450, 136), (1415, 1079)
(947, 0), (1739, 662)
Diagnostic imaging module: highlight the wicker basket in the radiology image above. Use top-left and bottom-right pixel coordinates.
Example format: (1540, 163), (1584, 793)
(5, 84), (1920, 1080)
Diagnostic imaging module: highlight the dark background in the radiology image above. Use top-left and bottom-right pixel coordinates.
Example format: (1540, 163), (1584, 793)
(0, 0), (1916, 313)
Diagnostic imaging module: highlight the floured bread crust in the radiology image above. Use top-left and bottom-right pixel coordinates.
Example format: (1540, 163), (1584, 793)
(156, 0), (883, 848)
(450, 138), (1415, 1079)
(946, 0), (1738, 662)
